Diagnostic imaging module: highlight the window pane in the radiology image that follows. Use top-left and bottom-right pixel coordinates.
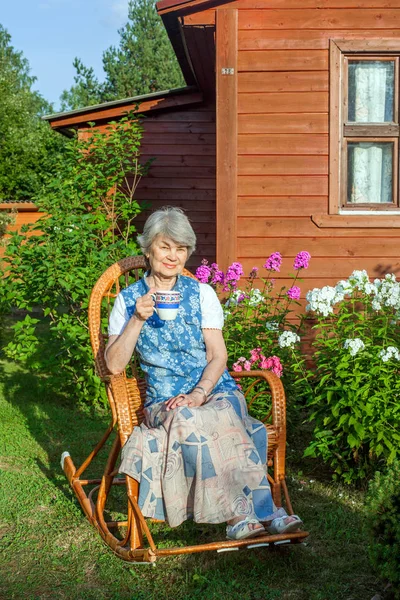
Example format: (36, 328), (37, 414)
(347, 142), (393, 204)
(348, 60), (395, 122)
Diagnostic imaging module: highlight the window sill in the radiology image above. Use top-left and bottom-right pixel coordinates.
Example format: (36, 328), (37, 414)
(311, 214), (400, 228)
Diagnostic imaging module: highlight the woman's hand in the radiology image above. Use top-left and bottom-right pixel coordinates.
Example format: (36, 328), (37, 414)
(165, 391), (205, 411)
(134, 288), (156, 322)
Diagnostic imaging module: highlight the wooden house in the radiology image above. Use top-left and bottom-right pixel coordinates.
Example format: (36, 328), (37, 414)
(45, 0), (400, 292)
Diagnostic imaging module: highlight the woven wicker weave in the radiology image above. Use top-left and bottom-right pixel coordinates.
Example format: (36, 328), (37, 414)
(60, 255), (308, 562)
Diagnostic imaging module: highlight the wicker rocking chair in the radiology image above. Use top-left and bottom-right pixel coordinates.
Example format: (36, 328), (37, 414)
(61, 256), (309, 563)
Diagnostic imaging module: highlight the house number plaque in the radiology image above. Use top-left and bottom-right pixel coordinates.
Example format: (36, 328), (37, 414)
(221, 68), (235, 75)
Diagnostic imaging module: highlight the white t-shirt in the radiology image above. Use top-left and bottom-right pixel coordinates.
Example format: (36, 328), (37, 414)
(108, 282), (224, 336)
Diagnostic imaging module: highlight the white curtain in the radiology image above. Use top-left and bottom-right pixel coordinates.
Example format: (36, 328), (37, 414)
(348, 61), (394, 204)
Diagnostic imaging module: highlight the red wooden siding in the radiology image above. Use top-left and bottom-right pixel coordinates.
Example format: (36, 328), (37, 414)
(80, 104), (217, 268)
(230, 1), (400, 293)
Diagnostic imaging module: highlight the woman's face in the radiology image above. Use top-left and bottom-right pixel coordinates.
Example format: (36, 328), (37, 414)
(148, 235), (188, 279)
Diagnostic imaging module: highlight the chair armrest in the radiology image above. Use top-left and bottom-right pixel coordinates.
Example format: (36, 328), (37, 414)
(229, 369), (286, 432)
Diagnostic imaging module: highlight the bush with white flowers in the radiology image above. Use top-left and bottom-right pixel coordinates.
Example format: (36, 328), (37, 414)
(305, 270), (400, 483)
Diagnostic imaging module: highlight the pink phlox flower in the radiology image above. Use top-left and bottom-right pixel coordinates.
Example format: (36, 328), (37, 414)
(201, 258), (209, 265)
(250, 347), (262, 364)
(293, 251), (311, 270)
(249, 266), (259, 280)
(243, 360), (252, 371)
(195, 264), (211, 283)
(259, 354), (283, 378)
(210, 263), (225, 285)
(287, 285), (301, 300)
(263, 252), (282, 273)
(232, 356), (246, 372)
(225, 262), (244, 285)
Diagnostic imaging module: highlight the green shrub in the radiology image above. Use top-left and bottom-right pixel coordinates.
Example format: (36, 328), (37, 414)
(366, 461), (400, 598)
(0, 113), (151, 406)
(305, 270), (400, 483)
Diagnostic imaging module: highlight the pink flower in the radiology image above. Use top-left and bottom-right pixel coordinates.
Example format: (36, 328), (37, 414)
(243, 360), (252, 371)
(263, 252), (282, 273)
(210, 263), (225, 285)
(232, 363), (243, 372)
(287, 286), (301, 300)
(250, 347), (262, 363)
(259, 355), (283, 378)
(249, 267), (259, 280)
(195, 264), (211, 283)
(223, 261), (244, 290)
(293, 251), (311, 270)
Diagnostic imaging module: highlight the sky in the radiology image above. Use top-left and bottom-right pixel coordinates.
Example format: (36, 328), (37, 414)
(2, 0), (131, 112)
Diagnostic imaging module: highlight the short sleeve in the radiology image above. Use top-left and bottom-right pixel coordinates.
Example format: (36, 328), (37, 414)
(108, 293), (130, 336)
(200, 283), (224, 329)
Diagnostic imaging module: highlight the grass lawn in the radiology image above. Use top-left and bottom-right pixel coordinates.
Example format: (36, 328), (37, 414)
(0, 351), (382, 599)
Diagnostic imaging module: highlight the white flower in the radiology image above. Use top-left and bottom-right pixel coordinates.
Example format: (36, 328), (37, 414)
(306, 286), (337, 316)
(278, 331), (301, 348)
(343, 338), (365, 357)
(371, 299), (382, 312)
(379, 346), (400, 362)
(266, 321), (279, 331)
(348, 269), (370, 290)
(375, 277), (400, 310)
(335, 280), (353, 296)
(364, 282), (377, 296)
(248, 288), (263, 306)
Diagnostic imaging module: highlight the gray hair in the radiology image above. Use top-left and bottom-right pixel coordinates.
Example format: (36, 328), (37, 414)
(138, 206), (196, 258)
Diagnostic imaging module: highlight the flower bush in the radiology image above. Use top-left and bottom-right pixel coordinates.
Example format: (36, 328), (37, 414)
(196, 253), (312, 405)
(304, 270), (400, 483)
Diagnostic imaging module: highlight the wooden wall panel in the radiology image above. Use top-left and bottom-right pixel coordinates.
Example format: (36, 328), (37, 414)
(238, 176), (327, 196)
(238, 29), (400, 50)
(238, 156), (328, 175)
(237, 217), (400, 238)
(238, 10), (400, 30)
(238, 134), (328, 154)
(238, 50), (328, 71)
(238, 92), (328, 113)
(238, 114), (328, 134)
(131, 102), (217, 267)
(238, 71), (328, 92)
(238, 197), (328, 216)
(238, 237), (400, 258)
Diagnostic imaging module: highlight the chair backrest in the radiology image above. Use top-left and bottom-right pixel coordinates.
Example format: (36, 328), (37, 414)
(88, 255), (147, 381)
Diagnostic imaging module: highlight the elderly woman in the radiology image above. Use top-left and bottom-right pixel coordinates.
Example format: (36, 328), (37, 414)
(106, 207), (302, 540)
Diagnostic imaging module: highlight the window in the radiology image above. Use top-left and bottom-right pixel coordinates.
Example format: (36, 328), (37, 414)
(329, 40), (400, 215)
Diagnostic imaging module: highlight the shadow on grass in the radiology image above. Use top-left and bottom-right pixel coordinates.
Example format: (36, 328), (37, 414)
(0, 358), (111, 506)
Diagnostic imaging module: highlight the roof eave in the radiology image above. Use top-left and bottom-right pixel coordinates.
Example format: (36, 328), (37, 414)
(44, 86), (203, 131)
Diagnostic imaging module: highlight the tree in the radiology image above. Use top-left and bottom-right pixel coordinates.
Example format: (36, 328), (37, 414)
(60, 0), (185, 111)
(0, 25), (64, 201)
